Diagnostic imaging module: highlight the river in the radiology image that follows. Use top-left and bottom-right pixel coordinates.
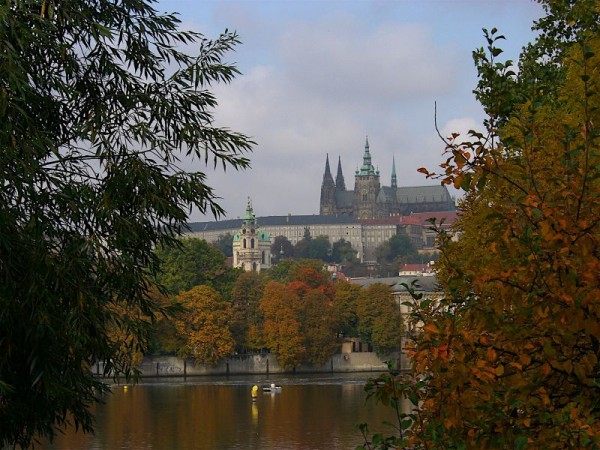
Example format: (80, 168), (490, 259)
(41, 372), (401, 450)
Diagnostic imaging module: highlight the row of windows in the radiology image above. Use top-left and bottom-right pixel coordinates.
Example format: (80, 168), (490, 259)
(242, 238), (255, 249)
(236, 251), (269, 265)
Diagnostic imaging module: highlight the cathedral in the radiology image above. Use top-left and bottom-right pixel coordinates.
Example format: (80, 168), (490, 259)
(320, 137), (455, 219)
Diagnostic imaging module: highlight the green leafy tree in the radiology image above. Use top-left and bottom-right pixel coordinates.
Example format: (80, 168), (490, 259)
(294, 228), (332, 260)
(308, 235), (332, 261)
(331, 238), (358, 263)
(0, 1), (253, 447)
(375, 231), (417, 263)
(212, 233), (234, 258)
(270, 235), (294, 263)
(174, 286), (235, 366)
(355, 283), (403, 355)
(230, 271), (265, 352)
(334, 280), (361, 338)
(147, 287), (185, 356)
(155, 238), (240, 296)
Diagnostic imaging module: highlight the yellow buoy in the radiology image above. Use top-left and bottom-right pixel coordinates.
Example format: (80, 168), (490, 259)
(251, 385), (258, 401)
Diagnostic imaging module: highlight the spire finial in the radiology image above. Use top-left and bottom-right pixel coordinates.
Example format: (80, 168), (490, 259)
(244, 197), (255, 221)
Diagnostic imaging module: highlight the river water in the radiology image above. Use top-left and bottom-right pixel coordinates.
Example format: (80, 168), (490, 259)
(41, 372), (400, 450)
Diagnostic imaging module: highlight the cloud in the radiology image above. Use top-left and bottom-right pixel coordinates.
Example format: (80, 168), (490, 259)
(440, 117), (483, 143)
(278, 14), (458, 106)
(174, 2), (542, 222)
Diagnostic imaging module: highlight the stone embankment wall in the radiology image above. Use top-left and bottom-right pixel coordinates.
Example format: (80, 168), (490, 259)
(95, 349), (410, 378)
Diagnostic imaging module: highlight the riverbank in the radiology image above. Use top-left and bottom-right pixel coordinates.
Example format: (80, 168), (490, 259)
(95, 350), (408, 378)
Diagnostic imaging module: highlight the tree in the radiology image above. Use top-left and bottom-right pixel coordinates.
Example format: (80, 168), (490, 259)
(212, 233), (234, 258)
(334, 280), (361, 338)
(259, 281), (305, 369)
(146, 287), (185, 356)
(264, 258), (325, 283)
(375, 231), (417, 263)
(174, 285), (235, 366)
(287, 267), (339, 364)
(0, 2), (253, 447)
(230, 271), (265, 352)
(355, 283), (403, 355)
(331, 238), (358, 263)
(270, 235), (294, 263)
(155, 238), (240, 296)
(402, 3), (600, 448)
(293, 229), (332, 261)
(300, 288), (340, 365)
(308, 235), (332, 261)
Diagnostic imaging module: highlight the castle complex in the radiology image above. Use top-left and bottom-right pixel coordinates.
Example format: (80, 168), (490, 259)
(186, 137), (458, 263)
(320, 137), (455, 219)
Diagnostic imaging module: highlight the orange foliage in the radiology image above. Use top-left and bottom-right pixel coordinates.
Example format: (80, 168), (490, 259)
(174, 285), (235, 366)
(405, 35), (600, 449)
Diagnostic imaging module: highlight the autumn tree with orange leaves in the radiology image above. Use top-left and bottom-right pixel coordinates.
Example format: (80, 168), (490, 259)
(174, 285), (235, 366)
(359, 1), (600, 449)
(260, 266), (339, 369)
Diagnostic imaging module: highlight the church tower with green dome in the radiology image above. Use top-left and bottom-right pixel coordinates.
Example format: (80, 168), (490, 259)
(232, 198), (271, 272)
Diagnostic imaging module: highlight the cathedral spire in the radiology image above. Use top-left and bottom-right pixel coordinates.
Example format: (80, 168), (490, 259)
(320, 154), (336, 215)
(391, 155), (397, 189)
(335, 156), (346, 191)
(363, 136), (371, 166)
(322, 153), (334, 185)
(357, 135), (377, 176)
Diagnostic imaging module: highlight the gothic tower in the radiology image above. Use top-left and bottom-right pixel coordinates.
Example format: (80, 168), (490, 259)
(335, 156), (346, 191)
(353, 137), (380, 219)
(319, 154), (336, 215)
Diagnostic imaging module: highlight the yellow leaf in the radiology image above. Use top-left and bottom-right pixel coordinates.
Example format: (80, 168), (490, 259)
(495, 365), (505, 376)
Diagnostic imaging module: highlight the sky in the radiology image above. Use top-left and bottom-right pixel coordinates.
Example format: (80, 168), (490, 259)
(155, 0), (544, 222)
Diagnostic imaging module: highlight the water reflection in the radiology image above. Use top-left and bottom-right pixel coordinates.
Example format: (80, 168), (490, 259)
(43, 373), (399, 450)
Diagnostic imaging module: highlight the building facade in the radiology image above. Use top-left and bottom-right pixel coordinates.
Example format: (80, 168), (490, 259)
(320, 137), (456, 219)
(232, 198), (272, 272)
(187, 210), (457, 264)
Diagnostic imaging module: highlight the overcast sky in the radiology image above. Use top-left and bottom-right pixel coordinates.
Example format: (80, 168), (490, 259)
(156, 0), (543, 222)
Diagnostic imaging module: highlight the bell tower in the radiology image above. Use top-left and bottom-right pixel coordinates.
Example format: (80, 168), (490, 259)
(353, 137), (380, 219)
(232, 198), (271, 272)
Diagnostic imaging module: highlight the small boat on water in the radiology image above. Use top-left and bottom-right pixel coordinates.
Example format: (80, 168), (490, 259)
(262, 383), (282, 393)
